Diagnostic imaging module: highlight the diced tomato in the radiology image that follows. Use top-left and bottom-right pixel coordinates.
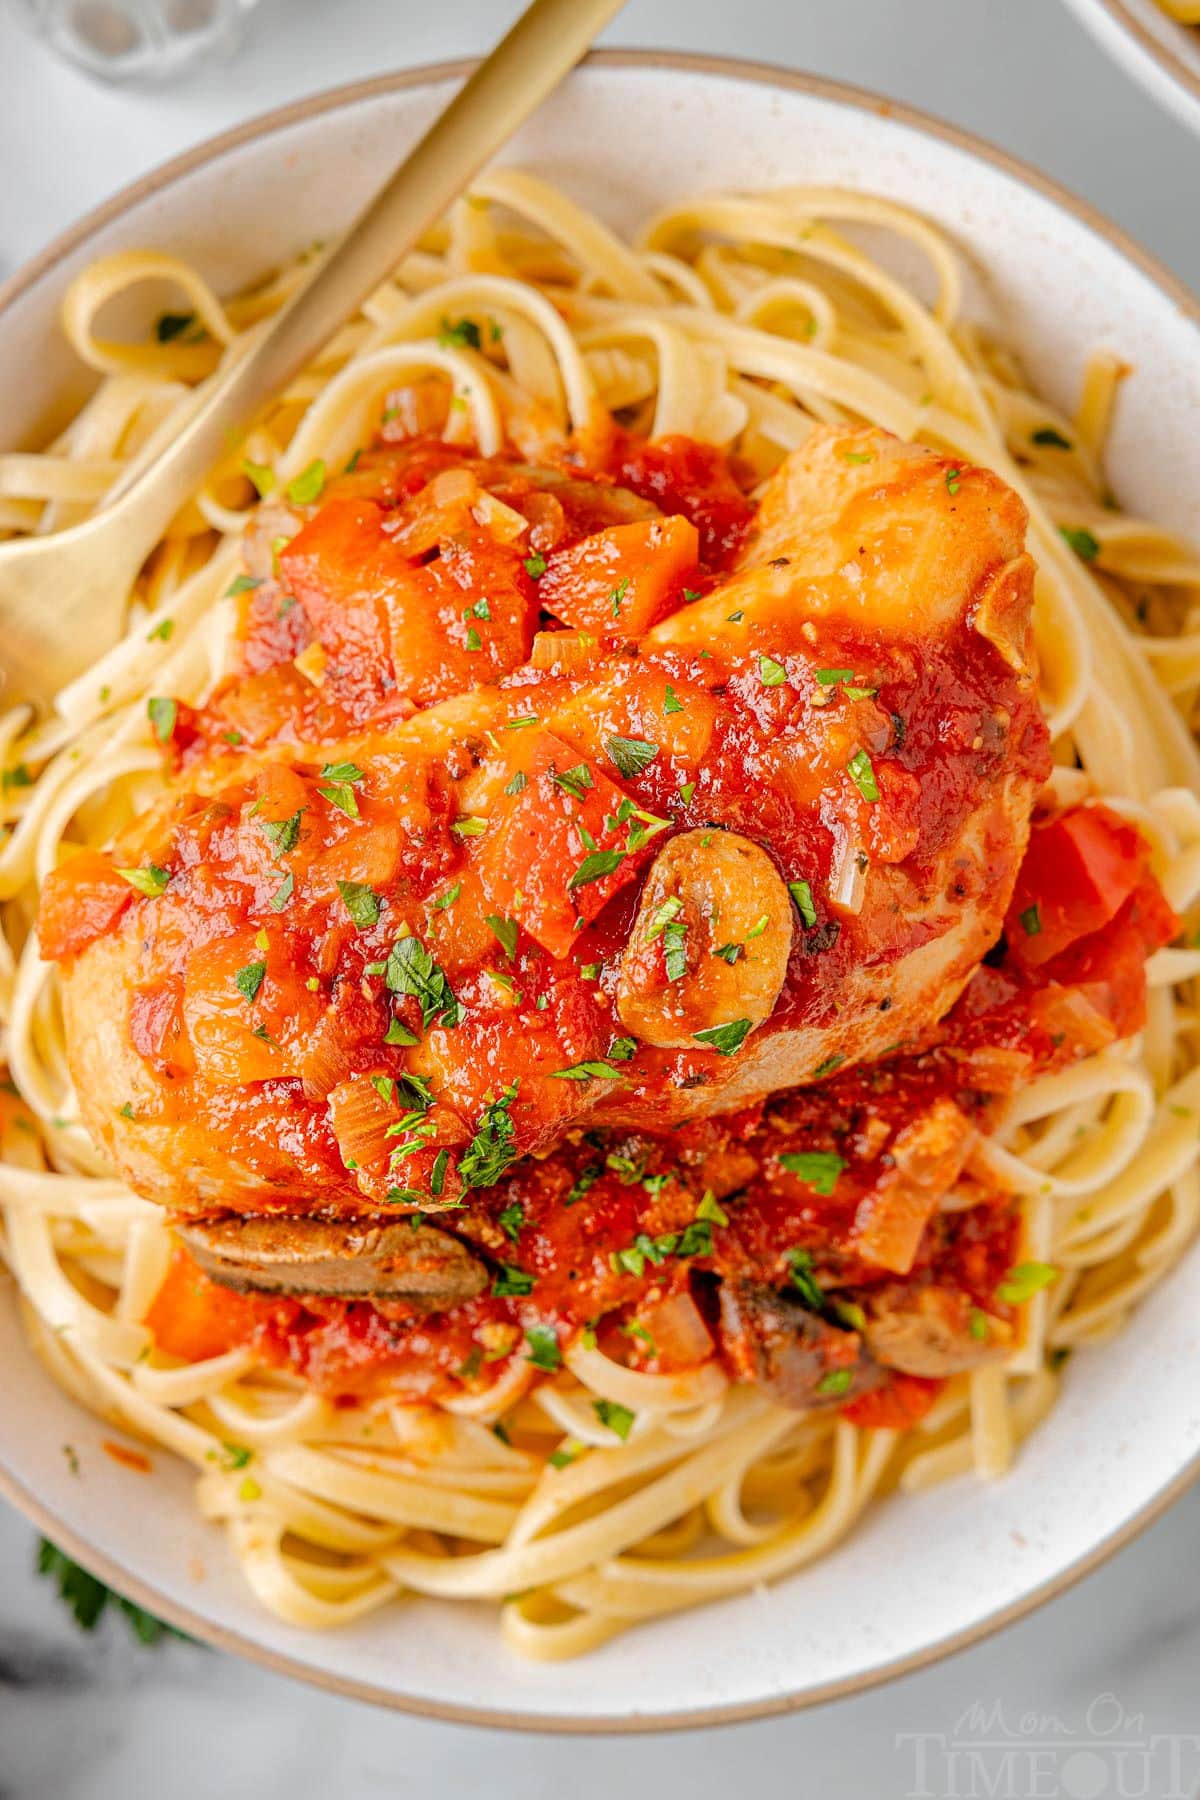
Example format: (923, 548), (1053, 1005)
(610, 433), (754, 566)
(37, 851), (133, 963)
(1006, 804), (1152, 969)
(537, 515), (699, 637)
(145, 1249), (266, 1363)
(474, 731), (657, 958)
(281, 499), (538, 711)
(842, 1374), (943, 1431)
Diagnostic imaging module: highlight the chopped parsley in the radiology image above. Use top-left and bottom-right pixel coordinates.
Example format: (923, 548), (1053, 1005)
(37, 1540), (180, 1644)
(241, 459), (275, 498)
(385, 934), (460, 1028)
(663, 684), (684, 714)
(504, 770), (528, 797)
(817, 1368), (853, 1396)
(606, 735), (659, 779)
(383, 1018), (419, 1047)
(523, 554), (547, 579)
(431, 883), (461, 912)
(1060, 525), (1100, 562)
(317, 761), (364, 819)
(1033, 426), (1073, 450)
(155, 311), (196, 343)
(525, 1324), (561, 1372)
(1019, 903), (1042, 938)
(812, 1053), (845, 1078)
(225, 573), (262, 599)
(786, 1248), (824, 1310)
(117, 864), (169, 898)
(337, 880), (380, 929)
(693, 1018), (753, 1056)
(996, 1262), (1058, 1305)
(553, 762), (594, 802)
(438, 315), (482, 349)
(565, 1162), (603, 1207)
(459, 1082), (520, 1189)
(483, 913), (518, 960)
(609, 576), (630, 620)
(286, 459), (327, 506)
(147, 618), (174, 643)
(758, 654), (788, 688)
(451, 816), (487, 840)
(498, 1201), (525, 1242)
(147, 696), (177, 743)
(549, 1059), (626, 1082)
(492, 1261), (534, 1298)
(847, 748), (879, 802)
(568, 849), (624, 891)
(779, 1150), (845, 1195)
(592, 1399), (635, 1440)
(259, 808), (304, 857)
(269, 872), (294, 912)
(945, 468), (961, 497)
(235, 961), (266, 1003)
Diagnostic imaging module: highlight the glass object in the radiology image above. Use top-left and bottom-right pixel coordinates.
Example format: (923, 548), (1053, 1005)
(10, 0), (263, 83)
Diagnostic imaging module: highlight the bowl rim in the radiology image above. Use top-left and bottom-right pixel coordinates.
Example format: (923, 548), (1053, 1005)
(1082, 0), (1200, 117)
(2, 47), (1199, 1734)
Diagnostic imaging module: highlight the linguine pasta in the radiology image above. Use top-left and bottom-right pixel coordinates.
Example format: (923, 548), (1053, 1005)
(3, 176), (1200, 1659)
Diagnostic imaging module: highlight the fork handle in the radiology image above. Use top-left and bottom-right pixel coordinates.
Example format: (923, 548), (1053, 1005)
(105, 0), (625, 551)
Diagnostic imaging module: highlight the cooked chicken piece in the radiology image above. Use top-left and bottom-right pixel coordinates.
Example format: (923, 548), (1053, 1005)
(43, 424), (1047, 1218)
(177, 1214), (488, 1306)
(717, 1279), (879, 1411)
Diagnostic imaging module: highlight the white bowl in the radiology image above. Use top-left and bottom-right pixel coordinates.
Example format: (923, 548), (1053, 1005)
(2, 54), (1199, 1731)
(1061, 0), (1200, 135)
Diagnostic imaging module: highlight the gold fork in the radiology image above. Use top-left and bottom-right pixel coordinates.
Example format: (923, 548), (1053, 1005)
(0, 0), (625, 714)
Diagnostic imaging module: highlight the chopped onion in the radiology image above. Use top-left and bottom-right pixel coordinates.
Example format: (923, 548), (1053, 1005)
(829, 839), (868, 916)
(640, 1291), (714, 1367)
(1032, 983), (1117, 1054)
(530, 630), (601, 676)
(326, 1076), (394, 1174)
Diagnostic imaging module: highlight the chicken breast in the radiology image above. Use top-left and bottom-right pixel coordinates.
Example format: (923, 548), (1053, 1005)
(43, 424), (1048, 1216)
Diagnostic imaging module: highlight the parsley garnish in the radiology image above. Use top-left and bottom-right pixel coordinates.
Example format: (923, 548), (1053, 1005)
(569, 849), (624, 891)
(758, 654), (788, 687)
(523, 554), (546, 579)
(385, 935), (460, 1028)
(286, 459), (326, 505)
(786, 1248), (824, 1309)
(438, 316), (482, 349)
(553, 762), (594, 802)
(460, 1082), (520, 1189)
(37, 1539), (181, 1645)
(1060, 525), (1100, 562)
(847, 748), (879, 802)
(788, 879), (817, 927)
(258, 808), (304, 857)
(693, 1018), (752, 1056)
(779, 1150), (845, 1195)
(945, 468), (961, 496)
(592, 1399), (635, 1440)
(549, 1059), (626, 1082)
(484, 914), (518, 960)
(155, 311), (195, 342)
(504, 771), (528, 797)
(525, 1324), (561, 1372)
(817, 1368), (853, 1396)
(269, 872), (294, 912)
(606, 736), (659, 779)
(1033, 427), (1072, 450)
(1020, 903), (1042, 937)
(235, 961), (266, 1003)
(997, 1262), (1058, 1304)
(117, 864), (169, 898)
(609, 576), (630, 620)
(812, 1053), (845, 1078)
(337, 880), (380, 929)
(147, 696), (176, 743)
(492, 1261), (534, 1298)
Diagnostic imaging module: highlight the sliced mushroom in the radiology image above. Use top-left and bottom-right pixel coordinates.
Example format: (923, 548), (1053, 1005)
(717, 1279), (879, 1411)
(617, 829), (792, 1049)
(861, 1282), (1013, 1378)
(176, 1214), (488, 1308)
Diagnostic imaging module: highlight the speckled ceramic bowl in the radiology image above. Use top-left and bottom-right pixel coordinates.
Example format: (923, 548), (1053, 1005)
(2, 54), (1199, 1730)
(1061, 0), (1200, 134)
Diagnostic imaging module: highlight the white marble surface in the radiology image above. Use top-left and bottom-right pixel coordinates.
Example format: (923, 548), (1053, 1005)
(2, 1), (1200, 1791)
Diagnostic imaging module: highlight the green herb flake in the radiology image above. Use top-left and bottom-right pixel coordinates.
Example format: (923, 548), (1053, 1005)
(438, 315), (482, 350)
(663, 685), (684, 714)
(485, 913), (518, 960)
(147, 696), (177, 743)
(117, 864), (169, 898)
(592, 1399), (635, 1440)
(758, 654), (788, 688)
(241, 459), (275, 498)
(609, 576), (630, 620)
(431, 883), (461, 913)
(269, 872), (294, 912)
(492, 1261), (534, 1298)
(156, 311), (195, 343)
(386, 935), (460, 1029)
(286, 459), (327, 506)
(549, 1059), (626, 1082)
(384, 1018), (419, 1047)
(693, 1018), (753, 1056)
(786, 1247), (824, 1310)
(1060, 525), (1100, 562)
(525, 1324), (561, 1372)
(1020, 903), (1042, 938)
(779, 1150), (845, 1195)
(945, 468), (961, 496)
(996, 1262), (1058, 1305)
(606, 735), (659, 779)
(337, 880), (380, 929)
(504, 770), (528, 797)
(847, 748), (879, 802)
(259, 808), (304, 857)
(225, 574), (262, 599)
(460, 1082), (520, 1190)
(812, 1053), (845, 1079)
(147, 618), (174, 643)
(1033, 426), (1073, 450)
(451, 816), (487, 840)
(569, 849), (625, 892)
(235, 960), (266, 1003)
(817, 1368), (853, 1396)
(523, 554), (547, 580)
